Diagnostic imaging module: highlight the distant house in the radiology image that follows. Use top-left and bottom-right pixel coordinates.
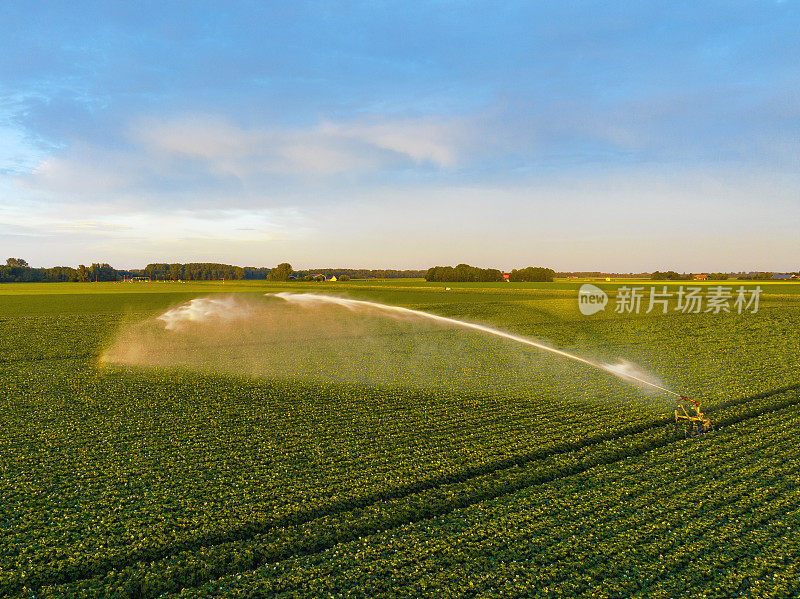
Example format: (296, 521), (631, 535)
(772, 273), (793, 280)
(328, 275), (338, 282)
(695, 274), (709, 280)
(502, 273), (510, 281)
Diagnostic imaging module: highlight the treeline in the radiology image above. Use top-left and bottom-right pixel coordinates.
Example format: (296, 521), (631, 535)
(0, 259), (259, 283)
(509, 267), (557, 282)
(425, 264), (504, 282)
(141, 263), (427, 281)
(558, 271), (650, 278)
(740, 272), (786, 280)
(650, 271), (695, 280)
(651, 271), (731, 281)
(0, 259), (120, 282)
(294, 268), (426, 279)
(143, 263), (251, 281)
(424, 264), (555, 282)
(650, 270), (800, 281)
(143, 263), (290, 281)
(0, 258), (426, 283)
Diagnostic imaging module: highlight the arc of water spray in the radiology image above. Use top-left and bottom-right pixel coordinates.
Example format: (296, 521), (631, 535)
(268, 292), (682, 397)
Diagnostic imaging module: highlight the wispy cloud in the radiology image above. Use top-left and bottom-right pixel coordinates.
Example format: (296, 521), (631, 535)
(28, 145), (139, 194)
(17, 113), (477, 205)
(132, 113), (470, 173)
(1, 201), (310, 245)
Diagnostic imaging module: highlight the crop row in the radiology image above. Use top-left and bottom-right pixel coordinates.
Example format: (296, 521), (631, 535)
(17, 387), (800, 598)
(2, 293), (799, 598)
(0, 350), (662, 591)
(160, 400), (800, 599)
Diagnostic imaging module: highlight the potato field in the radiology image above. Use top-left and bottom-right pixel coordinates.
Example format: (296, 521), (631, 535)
(1, 280), (799, 598)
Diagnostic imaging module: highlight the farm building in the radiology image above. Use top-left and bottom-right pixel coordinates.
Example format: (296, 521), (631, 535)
(771, 273), (794, 280)
(328, 275), (337, 282)
(695, 274), (709, 280)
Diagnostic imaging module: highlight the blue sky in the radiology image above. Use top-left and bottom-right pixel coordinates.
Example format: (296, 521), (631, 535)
(1, 1), (798, 270)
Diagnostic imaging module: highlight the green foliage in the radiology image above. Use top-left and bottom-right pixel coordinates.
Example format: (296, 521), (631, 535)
(745, 271), (779, 280)
(243, 266), (270, 279)
(0, 261), (124, 283)
(87, 262), (119, 282)
(337, 274), (350, 281)
(144, 262), (245, 281)
(508, 266), (556, 282)
(294, 268), (426, 279)
(425, 264), (555, 283)
(425, 264), (504, 282)
(0, 282), (798, 597)
(0, 258), (85, 283)
(266, 262), (293, 281)
(651, 270), (694, 280)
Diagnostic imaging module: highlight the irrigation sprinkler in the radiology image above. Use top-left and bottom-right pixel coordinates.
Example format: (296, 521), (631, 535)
(267, 293), (721, 436)
(675, 396), (713, 437)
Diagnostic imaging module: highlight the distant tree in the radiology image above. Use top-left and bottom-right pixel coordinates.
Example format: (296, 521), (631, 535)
(6, 258), (29, 268)
(167, 263), (184, 281)
(424, 264), (504, 282)
(143, 263), (168, 281)
(267, 262), (293, 281)
(88, 263), (119, 282)
(651, 271), (692, 281)
(338, 274), (350, 281)
(243, 266), (270, 280)
(43, 266), (78, 282)
(508, 267), (555, 282)
(143, 262), (243, 281)
(291, 268), (425, 279)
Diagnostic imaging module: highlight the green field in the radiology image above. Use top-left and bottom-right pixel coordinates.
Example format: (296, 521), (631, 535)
(2, 280), (799, 598)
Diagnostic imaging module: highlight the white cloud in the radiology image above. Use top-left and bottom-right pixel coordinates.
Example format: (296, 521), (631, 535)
(132, 115), (258, 160)
(1, 203), (310, 247)
(318, 118), (462, 167)
(16, 113), (475, 202)
(29, 150), (137, 194)
(130, 113), (469, 175)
